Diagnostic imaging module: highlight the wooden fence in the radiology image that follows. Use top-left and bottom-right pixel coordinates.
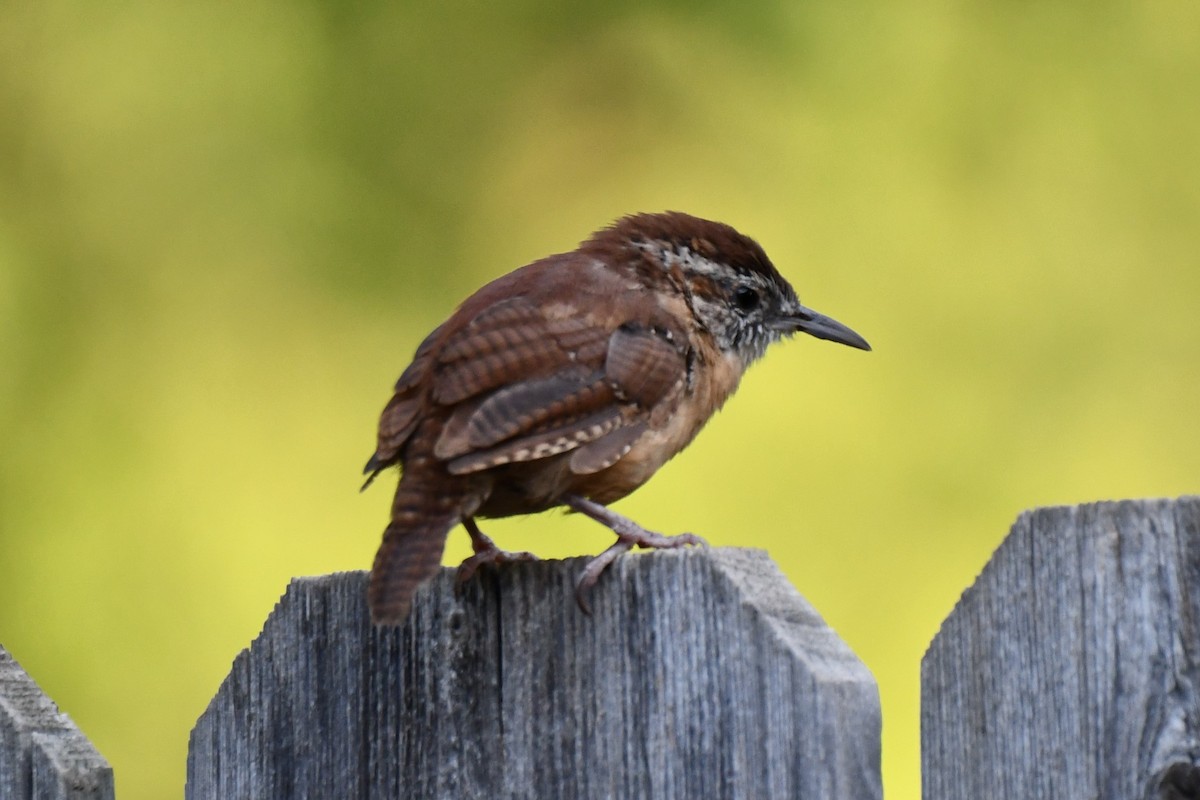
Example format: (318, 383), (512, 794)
(0, 647), (113, 800)
(2, 496), (1197, 798)
(923, 496), (1200, 799)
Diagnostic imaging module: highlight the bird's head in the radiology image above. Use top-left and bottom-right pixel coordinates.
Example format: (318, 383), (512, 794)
(589, 211), (871, 366)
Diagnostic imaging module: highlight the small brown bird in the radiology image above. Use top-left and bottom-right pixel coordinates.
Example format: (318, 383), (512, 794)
(363, 211), (869, 625)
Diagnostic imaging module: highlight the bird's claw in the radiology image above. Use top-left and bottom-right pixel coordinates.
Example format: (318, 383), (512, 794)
(574, 529), (707, 614)
(455, 519), (539, 593)
(455, 547), (539, 589)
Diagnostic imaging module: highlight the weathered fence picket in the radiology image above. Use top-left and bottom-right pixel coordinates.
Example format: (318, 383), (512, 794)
(922, 496), (1200, 800)
(185, 547), (882, 799)
(0, 646), (114, 800)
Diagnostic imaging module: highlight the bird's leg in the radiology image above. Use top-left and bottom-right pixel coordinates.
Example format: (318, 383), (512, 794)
(455, 517), (539, 587)
(565, 494), (707, 614)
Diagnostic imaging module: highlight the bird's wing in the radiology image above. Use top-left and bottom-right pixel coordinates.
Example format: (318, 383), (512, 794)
(431, 305), (688, 476)
(432, 297), (608, 404)
(566, 323), (684, 475)
(362, 322), (446, 482)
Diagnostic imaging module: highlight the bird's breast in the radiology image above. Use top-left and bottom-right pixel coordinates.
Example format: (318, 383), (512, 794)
(576, 342), (744, 505)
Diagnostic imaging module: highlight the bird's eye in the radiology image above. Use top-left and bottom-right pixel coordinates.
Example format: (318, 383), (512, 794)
(733, 286), (760, 313)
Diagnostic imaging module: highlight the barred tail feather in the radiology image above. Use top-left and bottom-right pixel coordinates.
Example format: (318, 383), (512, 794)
(368, 487), (460, 625)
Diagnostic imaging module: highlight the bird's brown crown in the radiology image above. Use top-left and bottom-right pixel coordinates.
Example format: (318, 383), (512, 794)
(582, 211), (788, 285)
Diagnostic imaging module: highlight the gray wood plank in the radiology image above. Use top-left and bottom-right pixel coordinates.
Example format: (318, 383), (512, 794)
(922, 496), (1200, 800)
(0, 647), (114, 800)
(188, 547), (881, 799)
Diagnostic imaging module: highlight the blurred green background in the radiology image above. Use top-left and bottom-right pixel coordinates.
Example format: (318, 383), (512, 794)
(2, 2), (1198, 797)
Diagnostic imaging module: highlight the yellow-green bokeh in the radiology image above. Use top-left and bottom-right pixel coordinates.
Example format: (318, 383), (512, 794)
(2, 3), (1198, 798)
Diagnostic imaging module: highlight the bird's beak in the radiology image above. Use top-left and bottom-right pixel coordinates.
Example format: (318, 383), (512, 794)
(776, 304), (871, 351)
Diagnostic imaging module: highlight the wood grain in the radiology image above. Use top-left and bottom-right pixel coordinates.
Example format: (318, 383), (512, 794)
(187, 548), (881, 799)
(922, 496), (1200, 800)
(0, 646), (113, 800)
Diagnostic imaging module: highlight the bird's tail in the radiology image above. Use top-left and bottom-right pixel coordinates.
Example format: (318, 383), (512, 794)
(368, 475), (464, 625)
(367, 412), (484, 625)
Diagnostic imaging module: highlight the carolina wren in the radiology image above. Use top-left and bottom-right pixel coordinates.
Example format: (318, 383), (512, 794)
(364, 211), (870, 625)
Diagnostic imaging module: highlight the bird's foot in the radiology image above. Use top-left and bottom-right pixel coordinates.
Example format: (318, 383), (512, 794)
(455, 518), (538, 588)
(565, 495), (706, 614)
